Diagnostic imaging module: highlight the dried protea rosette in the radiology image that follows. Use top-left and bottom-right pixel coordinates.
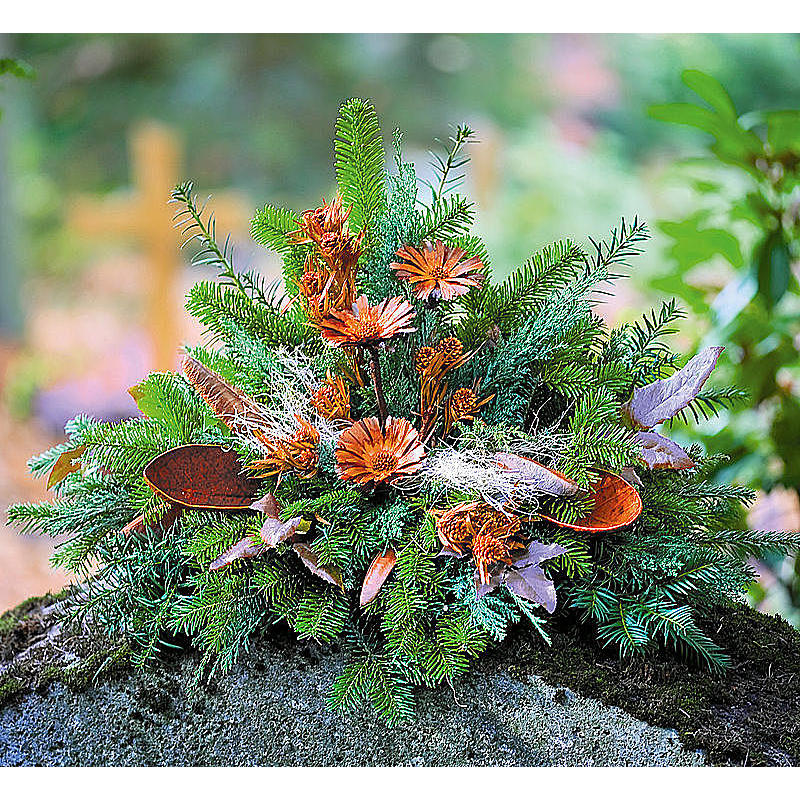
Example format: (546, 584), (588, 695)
(10, 98), (797, 726)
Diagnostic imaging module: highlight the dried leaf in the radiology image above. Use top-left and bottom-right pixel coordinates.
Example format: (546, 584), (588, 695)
(249, 492), (281, 517)
(143, 444), (262, 509)
(540, 470), (642, 532)
(438, 547), (469, 559)
(182, 354), (267, 434)
(474, 540), (566, 611)
(292, 543), (345, 591)
(209, 536), (267, 571)
(494, 453), (581, 497)
(636, 430), (695, 470)
(359, 550), (397, 606)
(121, 504), (182, 538)
(620, 346), (724, 430)
(47, 445), (86, 490)
(504, 564), (559, 613)
(260, 515), (306, 548)
(620, 466), (643, 488)
(513, 540), (568, 569)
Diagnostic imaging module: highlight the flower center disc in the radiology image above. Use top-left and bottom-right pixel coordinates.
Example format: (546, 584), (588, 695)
(356, 318), (383, 340)
(371, 450), (399, 477)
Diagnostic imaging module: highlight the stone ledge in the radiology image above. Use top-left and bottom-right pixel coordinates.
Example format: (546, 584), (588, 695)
(0, 595), (797, 766)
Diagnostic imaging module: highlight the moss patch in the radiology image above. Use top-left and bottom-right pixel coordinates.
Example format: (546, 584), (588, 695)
(0, 592), (130, 708)
(491, 602), (800, 766)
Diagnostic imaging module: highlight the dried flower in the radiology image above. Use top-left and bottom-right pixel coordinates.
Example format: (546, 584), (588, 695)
(435, 336), (464, 368)
(320, 295), (416, 348)
(472, 531), (516, 585)
(336, 416), (425, 485)
(391, 241), (485, 301)
(415, 347), (436, 375)
(433, 502), (524, 582)
(311, 370), (351, 421)
(250, 415), (320, 480)
(443, 384), (493, 435)
(298, 263), (327, 301)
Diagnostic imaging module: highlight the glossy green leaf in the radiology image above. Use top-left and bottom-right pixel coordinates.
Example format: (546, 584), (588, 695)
(682, 69), (738, 120)
(755, 232), (792, 308)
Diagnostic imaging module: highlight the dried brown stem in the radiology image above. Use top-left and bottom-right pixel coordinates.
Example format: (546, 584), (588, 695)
(368, 346), (388, 429)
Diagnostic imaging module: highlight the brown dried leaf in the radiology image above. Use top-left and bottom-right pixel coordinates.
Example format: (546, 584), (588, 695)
(209, 536), (267, 571)
(494, 453), (581, 497)
(292, 543), (345, 591)
(47, 445), (86, 490)
(620, 346), (724, 430)
(359, 550), (397, 607)
(182, 354), (267, 434)
(121, 504), (181, 538)
(636, 431), (695, 470)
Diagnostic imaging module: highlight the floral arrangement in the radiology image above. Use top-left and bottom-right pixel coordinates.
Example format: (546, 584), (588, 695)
(10, 100), (799, 723)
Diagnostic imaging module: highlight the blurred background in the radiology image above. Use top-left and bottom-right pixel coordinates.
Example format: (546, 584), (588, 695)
(1, 33), (799, 620)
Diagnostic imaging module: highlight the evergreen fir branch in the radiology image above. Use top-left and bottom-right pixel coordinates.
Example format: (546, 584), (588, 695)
(423, 124), (477, 204)
(334, 98), (387, 240)
(251, 203), (300, 255)
(588, 216), (650, 278)
(415, 194), (475, 241)
(673, 385), (749, 425)
(171, 181), (261, 300)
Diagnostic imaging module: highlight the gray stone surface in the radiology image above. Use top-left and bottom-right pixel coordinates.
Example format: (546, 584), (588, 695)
(0, 632), (703, 767)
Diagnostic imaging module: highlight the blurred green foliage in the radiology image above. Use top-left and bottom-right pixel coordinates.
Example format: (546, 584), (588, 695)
(651, 69), (800, 613)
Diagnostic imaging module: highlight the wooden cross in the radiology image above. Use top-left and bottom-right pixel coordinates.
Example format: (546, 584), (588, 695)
(68, 121), (251, 372)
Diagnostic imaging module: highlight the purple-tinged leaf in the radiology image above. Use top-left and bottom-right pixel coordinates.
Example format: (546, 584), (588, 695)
(249, 492), (280, 517)
(620, 346), (724, 430)
(513, 540), (568, 569)
(494, 453), (581, 497)
(474, 564), (505, 598)
(505, 564), (559, 613)
(209, 537), (266, 571)
(438, 546), (470, 559)
(260, 515), (306, 548)
(474, 539), (565, 612)
(620, 467), (643, 487)
(292, 543), (345, 591)
(636, 430), (695, 470)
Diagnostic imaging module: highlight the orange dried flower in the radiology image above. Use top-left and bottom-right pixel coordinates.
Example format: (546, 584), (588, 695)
(298, 263), (327, 301)
(435, 336), (464, 368)
(472, 531), (515, 584)
(443, 384), (493, 435)
(432, 502), (523, 581)
(432, 501), (482, 553)
(336, 416), (425, 485)
(415, 347), (436, 375)
(319, 295), (416, 348)
(391, 241), (485, 301)
(250, 415), (319, 480)
(311, 370), (351, 421)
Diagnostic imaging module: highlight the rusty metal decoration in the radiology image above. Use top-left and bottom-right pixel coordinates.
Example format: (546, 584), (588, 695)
(540, 469), (643, 532)
(143, 444), (261, 510)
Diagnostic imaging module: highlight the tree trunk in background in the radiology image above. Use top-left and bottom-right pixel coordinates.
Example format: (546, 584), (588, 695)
(0, 32), (23, 339)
